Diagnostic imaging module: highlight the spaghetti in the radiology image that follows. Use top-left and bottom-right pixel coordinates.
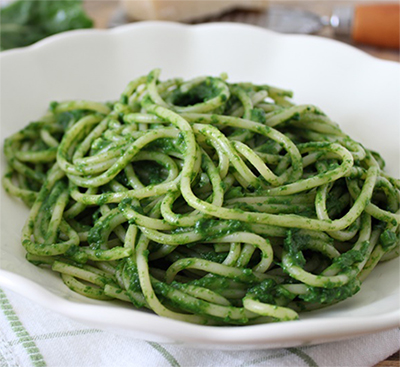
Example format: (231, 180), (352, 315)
(3, 69), (399, 325)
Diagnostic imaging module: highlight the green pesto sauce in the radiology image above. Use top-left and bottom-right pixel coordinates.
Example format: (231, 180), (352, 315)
(333, 241), (369, 272)
(193, 218), (248, 241)
(300, 279), (361, 304)
(172, 78), (222, 107)
(247, 279), (277, 303)
(283, 229), (308, 267)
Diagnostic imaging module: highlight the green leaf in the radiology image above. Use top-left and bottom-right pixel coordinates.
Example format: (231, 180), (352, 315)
(1, 0), (93, 51)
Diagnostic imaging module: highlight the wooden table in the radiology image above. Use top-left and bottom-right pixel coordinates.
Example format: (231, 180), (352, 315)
(83, 1), (399, 366)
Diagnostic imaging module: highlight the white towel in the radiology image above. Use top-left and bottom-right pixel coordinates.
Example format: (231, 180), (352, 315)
(0, 286), (398, 367)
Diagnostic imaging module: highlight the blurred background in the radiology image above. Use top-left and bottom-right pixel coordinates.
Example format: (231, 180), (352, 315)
(1, 0), (399, 62)
(83, 0), (399, 61)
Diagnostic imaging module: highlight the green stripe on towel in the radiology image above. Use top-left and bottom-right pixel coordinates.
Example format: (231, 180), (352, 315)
(0, 289), (46, 367)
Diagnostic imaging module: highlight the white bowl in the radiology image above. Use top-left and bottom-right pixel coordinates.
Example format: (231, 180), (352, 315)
(1, 22), (399, 349)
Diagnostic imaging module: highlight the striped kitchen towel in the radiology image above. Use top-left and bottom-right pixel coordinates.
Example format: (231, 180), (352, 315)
(0, 286), (398, 367)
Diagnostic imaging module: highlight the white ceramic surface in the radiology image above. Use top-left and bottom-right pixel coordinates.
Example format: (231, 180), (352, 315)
(0, 22), (399, 349)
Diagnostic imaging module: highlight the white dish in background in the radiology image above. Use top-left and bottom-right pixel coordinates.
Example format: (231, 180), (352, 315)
(0, 22), (399, 349)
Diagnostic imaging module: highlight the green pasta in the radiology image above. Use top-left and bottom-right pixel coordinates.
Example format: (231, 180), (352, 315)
(3, 69), (399, 325)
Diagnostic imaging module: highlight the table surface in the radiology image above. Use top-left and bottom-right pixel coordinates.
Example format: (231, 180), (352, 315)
(83, 1), (399, 366)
